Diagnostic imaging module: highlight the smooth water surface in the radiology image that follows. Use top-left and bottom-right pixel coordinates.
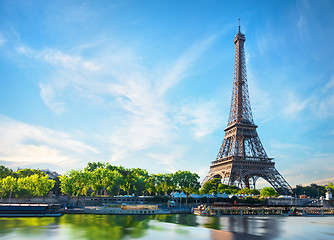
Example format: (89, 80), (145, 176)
(0, 214), (333, 240)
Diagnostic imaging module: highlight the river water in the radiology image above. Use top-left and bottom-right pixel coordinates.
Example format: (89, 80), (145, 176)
(0, 214), (333, 240)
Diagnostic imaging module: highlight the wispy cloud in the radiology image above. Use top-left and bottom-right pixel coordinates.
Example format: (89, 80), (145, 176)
(0, 34), (7, 47)
(309, 75), (334, 119)
(176, 99), (223, 138)
(281, 91), (311, 119)
(322, 75), (334, 92)
(247, 71), (274, 123)
(315, 94), (334, 118)
(37, 49), (100, 71)
(280, 152), (334, 186)
(0, 115), (99, 170)
(12, 34), (219, 168)
(295, 0), (310, 38)
(308, 178), (334, 186)
(146, 147), (188, 173)
(39, 83), (66, 114)
(156, 34), (218, 96)
(270, 140), (311, 150)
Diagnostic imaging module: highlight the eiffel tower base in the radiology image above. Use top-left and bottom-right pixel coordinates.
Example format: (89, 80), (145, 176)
(203, 159), (292, 195)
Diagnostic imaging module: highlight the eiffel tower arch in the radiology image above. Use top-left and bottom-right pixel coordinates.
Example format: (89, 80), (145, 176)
(203, 25), (292, 195)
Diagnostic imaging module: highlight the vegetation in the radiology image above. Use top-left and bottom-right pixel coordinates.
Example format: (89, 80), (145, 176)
(0, 163), (200, 198)
(327, 182), (334, 192)
(2, 163), (333, 200)
(260, 187), (279, 197)
(200, 178), (260, 195)
(59, 162), (201, 197)
(293, 184), (326, 198)
(0, 173), (55, 198)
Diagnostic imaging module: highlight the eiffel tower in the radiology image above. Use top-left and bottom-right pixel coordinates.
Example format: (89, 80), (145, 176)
(203, 25), (292, 195)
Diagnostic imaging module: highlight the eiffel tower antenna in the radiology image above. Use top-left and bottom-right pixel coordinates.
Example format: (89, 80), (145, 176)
(238, 18), (240, 32)
(202, 26), (292, 195)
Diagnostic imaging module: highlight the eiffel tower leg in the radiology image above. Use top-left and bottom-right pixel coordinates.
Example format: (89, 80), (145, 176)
(252, 176), (259, 189)
(263, 168), (292, 195)
(244, 176), (250, 189)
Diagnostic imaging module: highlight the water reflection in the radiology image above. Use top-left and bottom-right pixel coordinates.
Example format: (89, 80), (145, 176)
(0, 214), (333, 240)
(60, 215), (152, 239)
(209, 216), (280, 240)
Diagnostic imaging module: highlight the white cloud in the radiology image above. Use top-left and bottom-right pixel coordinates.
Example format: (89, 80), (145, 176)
(0, 34), (7, 47)
(247, 74), (273, 123)
(315, 94), (334, 118)
(281, 91), (311, 118)
(39, 83), (66, 114)
(270, 140), (310, 150)
(156, 34), (217, 96)
(15, 45), (32, 55)
(102, 36), (219, 167)
(280, 153), (334, 186)
(323, 75), (334, 92)
(308, 178), (334, 186)
(309, 76), (334, 119)
(9, 32), (221, 171)
(176, 100), (223, 138)
(295, 0), (310, 38)
(38, 49), (100, 71)
(0, 115), (99, 169)
(146, 148), (187, 173)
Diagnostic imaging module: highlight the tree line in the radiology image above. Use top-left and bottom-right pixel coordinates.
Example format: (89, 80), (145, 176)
(0, 163), (201, 198)
(0, 166), (55, 198)
(1, 164), (333, 199)
(199, 178), (278, 197)
(59, 162), (201, 197)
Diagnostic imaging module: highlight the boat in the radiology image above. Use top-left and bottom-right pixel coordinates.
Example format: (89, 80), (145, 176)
(84, 204), (170, 215)
(0, 203), (63, 217)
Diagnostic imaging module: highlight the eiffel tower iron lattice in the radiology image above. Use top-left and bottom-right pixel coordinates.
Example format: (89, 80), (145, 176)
(202, 26), (292, 195)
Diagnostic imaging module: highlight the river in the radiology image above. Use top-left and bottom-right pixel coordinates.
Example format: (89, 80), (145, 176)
(0, 214), (333, 239)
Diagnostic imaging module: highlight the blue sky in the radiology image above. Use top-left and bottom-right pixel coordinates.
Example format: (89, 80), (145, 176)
(0, 0), (334, 188)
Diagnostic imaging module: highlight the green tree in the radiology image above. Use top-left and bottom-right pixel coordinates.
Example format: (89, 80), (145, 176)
(59, 174), (75, 196)
(60, 170), (89, 196)
(90, 168), (122, 196)
(217, 183), (238, 194)
(0, 176), (17, 197)
(146, 174), (157, 196)
(0, 165), (13, 179)
(15, 168), (43, 178)
(293, 184), (326, 198)
(260, 187), (278, 197)
(21, 174), (55, 196)
(84, 162), (107, 172)
(132, 168), (149, 196)
(200, 178), (221, 194)
(250, 189), (260, 195)
(238, 188), (259, 195)
(156, 173), (173, 195)
(238, 188), (251, 195)
(174, 171), (200, 194)
(327, 182), (334, 192)
(120, 170), (136, 195)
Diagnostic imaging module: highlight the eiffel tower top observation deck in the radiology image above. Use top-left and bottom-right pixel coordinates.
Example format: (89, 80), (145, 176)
(203, 24), (292, 195)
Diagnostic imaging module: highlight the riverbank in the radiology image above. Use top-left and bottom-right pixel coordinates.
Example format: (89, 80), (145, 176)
(193, 205), (334, 216)
(2, 195), (333, 207)
(1, 196), (334, 216)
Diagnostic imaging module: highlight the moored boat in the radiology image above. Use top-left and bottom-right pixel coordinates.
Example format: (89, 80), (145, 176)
(84, 204), (170, 215)
(0, 203), (63, 217)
